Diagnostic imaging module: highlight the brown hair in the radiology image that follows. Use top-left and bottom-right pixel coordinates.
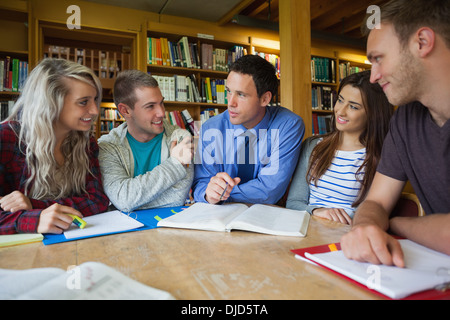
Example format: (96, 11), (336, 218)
(362, 0), (450, 48)
(113, 69), (159, 109)
(307, 70), (394, 207)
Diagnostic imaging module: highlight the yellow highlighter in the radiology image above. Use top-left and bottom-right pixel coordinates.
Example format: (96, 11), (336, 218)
(68, 214), (87, 229)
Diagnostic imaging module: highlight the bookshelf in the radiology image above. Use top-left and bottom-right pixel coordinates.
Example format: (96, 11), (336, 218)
(0, 4), (29, 120)
(145, 30), (251, 127)
(309, 48), (371, 136)
(310, 48), (338, 136)
(98, 102), (125, 136)
(251, 37), (281, 107)
(37, 21), (137, 138)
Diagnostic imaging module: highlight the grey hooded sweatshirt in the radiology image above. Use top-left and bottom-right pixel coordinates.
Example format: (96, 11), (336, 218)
(98, 120), (194, 212)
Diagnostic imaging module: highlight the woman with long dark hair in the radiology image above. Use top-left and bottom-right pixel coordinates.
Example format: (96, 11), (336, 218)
(286, 70), (393, 224)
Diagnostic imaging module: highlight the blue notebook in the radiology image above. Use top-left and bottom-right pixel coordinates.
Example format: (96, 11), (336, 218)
(43, 206), (185, 245)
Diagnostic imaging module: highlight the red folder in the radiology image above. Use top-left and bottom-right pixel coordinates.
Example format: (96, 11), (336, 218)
(291, 243), (450, 300)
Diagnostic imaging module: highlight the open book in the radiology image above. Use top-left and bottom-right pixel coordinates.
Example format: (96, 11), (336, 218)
(157, 203), (310, 237)
(0, 261), (175, 300)
(293, 239), (450, 299)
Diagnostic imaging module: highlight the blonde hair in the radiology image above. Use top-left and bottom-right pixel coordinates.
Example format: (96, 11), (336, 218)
(7, 58), (102, 200)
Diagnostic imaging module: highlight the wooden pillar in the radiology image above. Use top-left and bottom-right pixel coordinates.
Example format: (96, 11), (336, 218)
(279, 0), (312, 138)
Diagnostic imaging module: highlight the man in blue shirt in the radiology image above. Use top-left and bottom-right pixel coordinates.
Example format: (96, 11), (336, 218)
(193, 55), (305, 204)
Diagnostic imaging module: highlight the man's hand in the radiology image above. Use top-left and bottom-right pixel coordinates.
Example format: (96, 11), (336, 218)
(170, 136), (193, 165)
(341, 223), (405, 267)
(205, 172), (241, 204)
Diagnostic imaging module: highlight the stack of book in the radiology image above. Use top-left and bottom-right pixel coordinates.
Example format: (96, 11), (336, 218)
(153, 74), (227, 105)
(148, 36), (201, 69)
(255, 52), (280, 79)
(312, 113), (333, 135)
(339, 62), (366, 81)
(312, 86), (335, 111)
(311, 57), (336, 83)
(0, 57), (28, 93)
(147, 36), (246, 72)
(165, 109), (201, 136)
(0, 100), (15, 121)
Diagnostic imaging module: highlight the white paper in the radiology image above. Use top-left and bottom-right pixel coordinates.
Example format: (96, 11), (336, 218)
(157, 203), (248, 231)
(305, 239), (450, 299)
(0, 262), (175, 300)
(64, 210), (144, 239)
(228, 204), (310, 236)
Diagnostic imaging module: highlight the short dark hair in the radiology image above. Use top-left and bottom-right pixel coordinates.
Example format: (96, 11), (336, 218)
(113, 69), (159, 108)
(229, 55), (278, 98)
(362, 0), (450, 48)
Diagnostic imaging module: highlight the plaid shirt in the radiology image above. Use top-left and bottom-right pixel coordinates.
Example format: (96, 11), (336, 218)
(0, 122), (109, 234)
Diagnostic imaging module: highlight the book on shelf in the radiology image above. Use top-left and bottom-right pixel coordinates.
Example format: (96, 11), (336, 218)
(157, 202), (310, 237)
(101, 107), (122, 120)
(164, 108), (218, 134)
(312, 85), (335, 111)
(153, 74), (226, 105)
(164, 109), (200, 136)
(339, 62), (366, 81)
(147, 36), (246, 72)
(312, 113), (332, 135)
(0, 100), (15, 121)
(200, 108), (221, 124)
(44, 45), (125, 80)
(255, 52), (280, 79)
(311, 57), (336, 83)
(148, 36), (201, 69)
(181, 109), (200, 136)
(0, 261), (175, 300)
(1, 57), (28, 93)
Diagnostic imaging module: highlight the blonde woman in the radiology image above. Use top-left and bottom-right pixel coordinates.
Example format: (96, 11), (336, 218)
(0, 58), (109, 234)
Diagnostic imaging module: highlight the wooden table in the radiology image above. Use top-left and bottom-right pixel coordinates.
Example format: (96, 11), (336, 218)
(0, 216), (380, 300)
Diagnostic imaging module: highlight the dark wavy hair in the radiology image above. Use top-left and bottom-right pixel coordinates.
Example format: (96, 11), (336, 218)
(307, 70), (394, 207)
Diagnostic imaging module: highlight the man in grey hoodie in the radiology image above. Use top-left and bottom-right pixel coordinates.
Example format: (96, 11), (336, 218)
(98, 70), (193, 213)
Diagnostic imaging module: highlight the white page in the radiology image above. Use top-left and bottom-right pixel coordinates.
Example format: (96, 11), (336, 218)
(157, 202), (248, 231)
(305, 239), (450, 299)
(0, 262), (174, 300)
(0, 267), (64, 299)
(64, 210), (144, 239)
(228, 204), (310, 236)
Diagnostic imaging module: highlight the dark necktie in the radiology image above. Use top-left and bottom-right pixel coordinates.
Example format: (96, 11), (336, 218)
(237, 135), (254, 184)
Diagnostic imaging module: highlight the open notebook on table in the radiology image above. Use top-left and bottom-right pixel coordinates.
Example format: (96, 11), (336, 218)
(157, 202), (310, 237)
(292, 239), (450, 300)
(43, 206), (185, 245)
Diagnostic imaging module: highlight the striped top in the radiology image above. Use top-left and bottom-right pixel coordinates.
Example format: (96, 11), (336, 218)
(308, 148), (366, 218)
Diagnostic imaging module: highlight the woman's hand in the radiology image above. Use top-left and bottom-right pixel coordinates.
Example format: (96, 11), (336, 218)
(37, 203), (84, 234)
(0, 191), (32, 213)
(312, 207), (353, 225)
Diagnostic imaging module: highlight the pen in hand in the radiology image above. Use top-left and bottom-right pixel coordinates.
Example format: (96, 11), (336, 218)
(219, 182), (229, 201)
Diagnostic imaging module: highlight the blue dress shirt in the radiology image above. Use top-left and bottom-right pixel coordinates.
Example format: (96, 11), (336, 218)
(193, 106), (305, 204)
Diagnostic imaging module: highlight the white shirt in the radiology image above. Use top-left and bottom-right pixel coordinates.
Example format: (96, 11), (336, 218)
(308, 148), (366, 217)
